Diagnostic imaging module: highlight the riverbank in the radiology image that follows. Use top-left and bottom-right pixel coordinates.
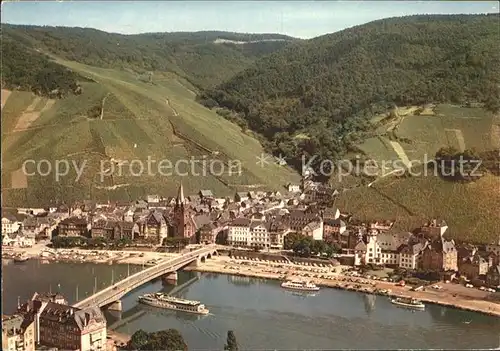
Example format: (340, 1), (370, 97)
(107, 329), (130, 351)
(2, 243), (177, 266)
(186, 256), (500, 318)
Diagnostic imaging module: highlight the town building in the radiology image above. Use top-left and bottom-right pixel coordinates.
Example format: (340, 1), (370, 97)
(235, 192), (249, 203)
(486, 239), (500, 264)
(57, 217), (90, 237)
(398, 241), (427, 269)
(22, 217), (50, 238)
(269, 228), (290, 250)
(199, 190), (214, 201)
(301, 220), (323, 240)
(421, 237), (458, 272)
(285, 210), (322, 233)
(18, 296), (107, 351)
(322, 206), (341, 221)
(249, 220), (270, 248)
(323, 219), (347, 241)
(2, 232), (35, 247)
(146, 194), (160, 204)
(144, 211), (168, 244)
(349, 229), (426, 268)
(286, 183), (301, 193)
(227, 218), (251, 247)
(198, 222), (222, 244)
(420, 219), (448, 239)
(2, 214), (21, 235)
(458, 253), (490, 280)
(486, 265), (500, 287)
(2, 314), (35, 351)
(173, 183), (196, 239)
(91, 220), (139, 241)
(369, 220), (394, 232)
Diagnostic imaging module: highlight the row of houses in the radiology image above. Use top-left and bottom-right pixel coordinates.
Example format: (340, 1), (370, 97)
(226, 208), (343, 249)
(52, 183), (329, 245)
(345, 220), (500, 286)
(2, 213), (66, 247)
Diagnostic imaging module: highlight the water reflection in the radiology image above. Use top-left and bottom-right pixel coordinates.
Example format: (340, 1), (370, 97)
(283, 290), (318, 299)
(226, 274), (274, 287)
(138, 304), (210, 322)
(363, 294), (376, 314)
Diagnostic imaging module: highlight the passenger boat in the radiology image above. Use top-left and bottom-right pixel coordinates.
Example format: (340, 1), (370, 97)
(390, 297), (425, 310)
(138, 293), (209, 315)
(14, 253), (29, 263)
(281, 280), (320, 291)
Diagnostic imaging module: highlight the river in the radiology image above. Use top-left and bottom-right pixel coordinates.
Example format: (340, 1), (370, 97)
(3, 259), (500, 349)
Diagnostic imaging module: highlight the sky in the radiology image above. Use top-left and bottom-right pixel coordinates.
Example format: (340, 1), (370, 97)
(1, 1), (498, 39)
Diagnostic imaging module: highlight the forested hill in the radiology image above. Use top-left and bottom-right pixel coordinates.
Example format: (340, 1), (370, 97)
(2, 40), (85, 97)
(2, 24), (297, 89)
(199, 14), (500, 173)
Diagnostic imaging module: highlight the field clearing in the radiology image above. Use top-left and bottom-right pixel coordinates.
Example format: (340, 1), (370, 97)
(12, 98), (56, 132)
(31, 82), (109, 128)
(444, 129), (466, 152)
(1, 89), (12, 110)
(419, 105), (436, 115)
(388, 140), (411, 167)
(357, 137), (399, 165)
(394, 105), (495, 160)
(1, 91), (36, 134)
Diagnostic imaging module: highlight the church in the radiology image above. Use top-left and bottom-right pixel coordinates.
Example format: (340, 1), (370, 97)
(172, 183), (197, 240)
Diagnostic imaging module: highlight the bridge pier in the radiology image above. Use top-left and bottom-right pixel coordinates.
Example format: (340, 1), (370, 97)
(108, 300), (122, 312)
(189, 258), (200, 268)
(162, 271), (178, 285)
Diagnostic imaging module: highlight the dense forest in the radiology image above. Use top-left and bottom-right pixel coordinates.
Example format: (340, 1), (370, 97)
(2, 25), (296, 89)
(199, 14), (500, 174)
(2, 39), (82, 97)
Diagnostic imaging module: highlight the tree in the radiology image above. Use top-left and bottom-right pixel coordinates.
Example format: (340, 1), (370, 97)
(127, 329), (149, 350)
(283, 232), (303, 250)
(224, 330), (239, 351)
(215, 231), (228, 245)
(127, 329), (187, 351)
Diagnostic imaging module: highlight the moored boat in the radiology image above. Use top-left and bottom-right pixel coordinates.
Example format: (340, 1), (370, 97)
(14, 253), (29, 263)
(138, 293), (209, 315)
(390, 297), (425, 310)
(281, 280), (320, 291)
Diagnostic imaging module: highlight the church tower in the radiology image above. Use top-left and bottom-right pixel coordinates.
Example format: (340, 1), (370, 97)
(173, 182), (189, 237)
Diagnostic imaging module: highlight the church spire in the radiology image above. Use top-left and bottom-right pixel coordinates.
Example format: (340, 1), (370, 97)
(177, 182), (185, 205)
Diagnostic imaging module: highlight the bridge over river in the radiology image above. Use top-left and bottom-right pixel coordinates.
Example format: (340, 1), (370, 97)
(73, 245), (217, 310)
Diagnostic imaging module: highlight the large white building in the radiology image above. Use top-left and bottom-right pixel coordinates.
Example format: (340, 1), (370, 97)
(228, 218), (271, 249)
(353, 230), (426, 269)
(249, 221), (270, 248)
(302, 220), (323, 241)
(2, 216), (21, 235)
(19, 298), (107, 351)
(228, 218), (252, 247)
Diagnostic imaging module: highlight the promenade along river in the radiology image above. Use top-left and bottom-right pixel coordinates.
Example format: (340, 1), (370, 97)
(3, 259), (500, 350)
